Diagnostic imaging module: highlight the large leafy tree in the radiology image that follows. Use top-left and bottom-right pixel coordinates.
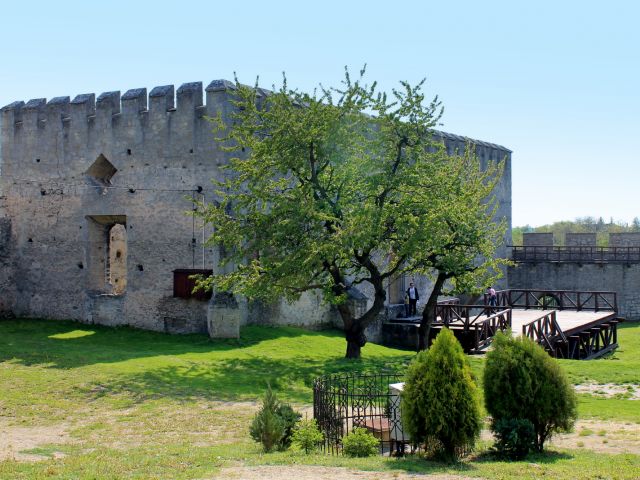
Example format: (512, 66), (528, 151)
(198, 69), (505, 358)
(409, 147), (508, 350)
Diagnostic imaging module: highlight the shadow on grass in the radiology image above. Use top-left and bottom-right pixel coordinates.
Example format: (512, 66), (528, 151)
(374, 448), (574, 476)
(0, 318), (410, 403)
(0, 318), (322, 369)
(83, 354), (407, 404)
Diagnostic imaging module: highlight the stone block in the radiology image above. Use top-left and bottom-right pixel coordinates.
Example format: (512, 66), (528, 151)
(609, 233), (640, 247)
(523, 232), (554, 246)
(566, 233), (596, 247)
(207, 291), (240, 338)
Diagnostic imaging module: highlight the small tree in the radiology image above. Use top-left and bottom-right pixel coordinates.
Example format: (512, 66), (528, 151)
(292, 418), (324, 454)
(483, 333), (577, 452)
(249, 386), (301, 452)
(250, 386), (284, 452)
(401, 328), (481, 459)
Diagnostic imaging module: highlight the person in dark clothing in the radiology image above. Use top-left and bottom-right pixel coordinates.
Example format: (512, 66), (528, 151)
(406, 282), (419, 316)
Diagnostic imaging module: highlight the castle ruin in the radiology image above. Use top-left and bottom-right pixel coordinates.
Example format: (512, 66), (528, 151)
(0, 81), (512, 336)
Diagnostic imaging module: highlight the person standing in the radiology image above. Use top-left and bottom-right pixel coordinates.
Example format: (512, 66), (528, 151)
(487, 286), (497, 315)
(406, 282), (419, 316)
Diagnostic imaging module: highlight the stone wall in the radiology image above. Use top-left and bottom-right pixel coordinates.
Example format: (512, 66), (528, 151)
(0, 81), (512, 335)
(509, 232), (640, 320)
(508, 262), (640, 320)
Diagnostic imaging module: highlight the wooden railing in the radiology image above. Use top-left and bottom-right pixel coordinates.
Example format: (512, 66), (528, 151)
(489, 289), (617, 313)
(433, 303), (512, 353)
(511, 245), (640, 263)
(472, 310), (512, 351)
(435, 304), (510, 330)
(522, 310), (568, 356)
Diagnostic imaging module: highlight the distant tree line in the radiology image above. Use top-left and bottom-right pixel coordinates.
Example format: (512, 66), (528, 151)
(512, 216), (640, 246)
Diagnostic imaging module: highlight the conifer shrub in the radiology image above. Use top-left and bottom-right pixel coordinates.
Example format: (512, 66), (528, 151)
(341, 427), (380, 457)
(492, 418), (536, 459)
(483, 333), (577, 452)
(276, 403), (302, 449)
(292, 418), (324, 454)
(249, 386), (301, 452)
(401, 328), (482, 459)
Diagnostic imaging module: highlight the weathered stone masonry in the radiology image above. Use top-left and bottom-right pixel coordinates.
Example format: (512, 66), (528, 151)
(509, 232), (640, 320)
(0, 81), (512, 335)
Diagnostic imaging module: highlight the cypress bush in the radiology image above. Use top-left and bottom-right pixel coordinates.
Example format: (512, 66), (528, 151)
(492, 418), (536, 459)
(249, 385), (301, 452)
(483, 333), (577, 452)
(401, 328), (482, 459)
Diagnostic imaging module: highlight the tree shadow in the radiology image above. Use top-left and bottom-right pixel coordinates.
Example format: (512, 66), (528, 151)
(0, 318), (339, 369)
(373, 448), (574, 476)
(81, 353), (406, 404)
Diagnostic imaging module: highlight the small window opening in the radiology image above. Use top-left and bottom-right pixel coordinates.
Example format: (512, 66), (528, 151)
(126, 149), (132, 156)
(85, 154), (118, 186)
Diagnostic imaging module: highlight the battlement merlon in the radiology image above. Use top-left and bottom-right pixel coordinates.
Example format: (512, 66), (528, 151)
(1, 80), (511, 160)
(0, 79), (238, 124)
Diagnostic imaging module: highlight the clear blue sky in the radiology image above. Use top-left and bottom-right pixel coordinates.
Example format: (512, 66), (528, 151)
(1, 0), (637, 227)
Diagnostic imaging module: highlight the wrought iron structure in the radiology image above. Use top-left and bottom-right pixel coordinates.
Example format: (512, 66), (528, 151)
(313, 372), (412, 455)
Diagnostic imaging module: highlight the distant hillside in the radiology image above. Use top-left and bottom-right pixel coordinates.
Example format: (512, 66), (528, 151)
(512, 217), (640, 246)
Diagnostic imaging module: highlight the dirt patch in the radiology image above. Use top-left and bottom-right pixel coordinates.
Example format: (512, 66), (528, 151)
(0, 422), (70, 462)
(574, 383), (640, 400)
(548, 419), (640, 454)
(213, 465), (480, 480)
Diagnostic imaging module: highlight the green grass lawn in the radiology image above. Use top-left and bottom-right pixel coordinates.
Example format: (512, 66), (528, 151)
(0, 319), (639, 479)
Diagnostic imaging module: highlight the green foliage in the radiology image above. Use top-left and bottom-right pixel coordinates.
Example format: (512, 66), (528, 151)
(249, 386), (301, 452)
(492, 418), (536, 460)
(401, 328), (482, 459)
(250, 386), (285, 452)
(276, 403), (302, 449)
(291, 418), (324, 454)
(341, 427), (379, 457)
(484, 333), (577, 452)
(197, 68), (506, 358)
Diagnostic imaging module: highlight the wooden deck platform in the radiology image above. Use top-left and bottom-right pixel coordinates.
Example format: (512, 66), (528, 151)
(511, 309), (617, 338)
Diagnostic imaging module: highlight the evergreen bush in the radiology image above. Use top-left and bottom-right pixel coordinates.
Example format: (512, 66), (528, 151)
(483, 333), (577, 452)
(492, 418), (536, 459)
(341, 427), (379, 457)
(276, 403), (302, 449)
(292, 418), (324, 454)
(249, 385), (301, 452)
(401, 328), (482, 459)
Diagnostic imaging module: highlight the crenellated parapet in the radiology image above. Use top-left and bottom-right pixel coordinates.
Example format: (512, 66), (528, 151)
(0, 80), (511, 213)
(0, 80), (240, 140)
(2, 80), (510, 159)
(0, 81), (245, 182)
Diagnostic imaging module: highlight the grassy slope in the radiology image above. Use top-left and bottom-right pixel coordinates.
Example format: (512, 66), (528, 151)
(0, 319), (638, 479)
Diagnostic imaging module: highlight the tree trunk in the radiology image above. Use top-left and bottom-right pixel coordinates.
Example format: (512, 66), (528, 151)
(418, 272), (448, 351)
(345, 328), (366, 359)
(339, 283), (386, 359)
